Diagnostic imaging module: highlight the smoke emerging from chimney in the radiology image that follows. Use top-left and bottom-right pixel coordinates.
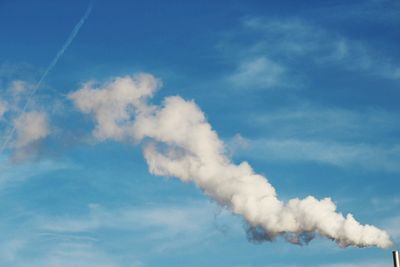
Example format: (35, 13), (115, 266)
(69, 73), (393, 249)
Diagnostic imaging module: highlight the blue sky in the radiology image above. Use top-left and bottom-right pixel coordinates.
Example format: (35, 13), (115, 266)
(0, 0), (400, 266)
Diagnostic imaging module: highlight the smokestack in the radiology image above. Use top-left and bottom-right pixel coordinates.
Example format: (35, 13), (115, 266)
(394, 251), (400, 267)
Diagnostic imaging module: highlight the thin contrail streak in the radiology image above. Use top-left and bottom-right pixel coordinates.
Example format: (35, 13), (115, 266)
(0, 1), (94, 154)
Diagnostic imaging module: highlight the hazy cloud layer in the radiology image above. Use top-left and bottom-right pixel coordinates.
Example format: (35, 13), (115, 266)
(235, 138), (400, 173)
(249, 106), (400, 141)
(0, 201), (232, 266)
(227, 103), (400, 173)
(242, 18), (400, 80)
(228, 57), (287, 89)
(223, 17), (400, 91)
(14, 111), (49, 149)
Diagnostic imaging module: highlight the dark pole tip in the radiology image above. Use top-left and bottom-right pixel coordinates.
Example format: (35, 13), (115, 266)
(393, 250), (399, 267)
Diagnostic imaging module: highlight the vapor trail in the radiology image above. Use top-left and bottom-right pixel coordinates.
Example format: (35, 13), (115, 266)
(0, 1), (94, 154)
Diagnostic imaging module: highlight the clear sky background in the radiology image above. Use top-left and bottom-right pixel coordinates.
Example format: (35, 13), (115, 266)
(0, 0), (399, 266)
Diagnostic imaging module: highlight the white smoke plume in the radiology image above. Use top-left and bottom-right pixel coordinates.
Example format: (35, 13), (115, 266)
(69, 73), (393, 249)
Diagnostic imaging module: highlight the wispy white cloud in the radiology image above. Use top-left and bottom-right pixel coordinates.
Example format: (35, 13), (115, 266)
(308, 0), (400, 24)
(0, 157), (75, 189)
(224, 17), (400, 84)
(0, 80), (51, 161)
(0, 80), (34, 115)
(0, 239), (25, 262)
(242, 18), (322, 56)
(225, 102), (400, 173)
(0, 202), (228, 266)
(12, 242), (125, 267)
(232, 136), (400, 173)
(249, 105), (399, 140)
(9, 80), (31, 96)
(383, 215), (400, 241)
(228, 56), (288, 89)
(37, 201), (238, 252)
(39, 203), (210, 233)
(13, 111), (49, 157)
(370, 196), (400, 213)
(0, 63), (38, 88)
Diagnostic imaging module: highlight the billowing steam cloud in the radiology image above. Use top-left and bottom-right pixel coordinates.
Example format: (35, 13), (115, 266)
(69, 73), (393, 249)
